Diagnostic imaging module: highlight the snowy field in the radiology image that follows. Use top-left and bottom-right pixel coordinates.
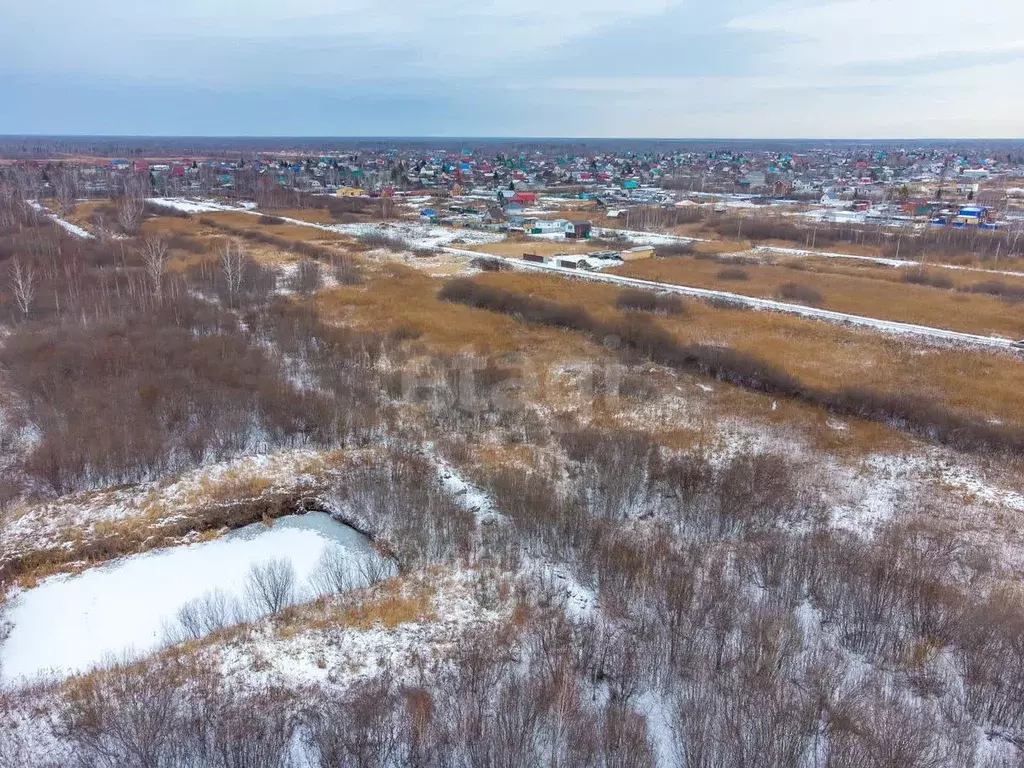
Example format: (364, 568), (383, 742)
(0, 512), (383, 684)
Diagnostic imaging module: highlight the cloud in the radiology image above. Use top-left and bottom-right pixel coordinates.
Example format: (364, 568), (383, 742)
(1, 0), (1021, 136)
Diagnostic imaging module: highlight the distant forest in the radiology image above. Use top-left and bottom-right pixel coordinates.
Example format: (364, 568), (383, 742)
(3, 135), (1024, 160)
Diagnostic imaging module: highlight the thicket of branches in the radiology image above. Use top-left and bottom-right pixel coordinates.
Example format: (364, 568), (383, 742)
(0, 217), (386, 504)
(20, 432), (1024, 766)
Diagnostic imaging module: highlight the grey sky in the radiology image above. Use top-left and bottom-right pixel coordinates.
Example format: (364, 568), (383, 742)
(2, 0), (1022, 137)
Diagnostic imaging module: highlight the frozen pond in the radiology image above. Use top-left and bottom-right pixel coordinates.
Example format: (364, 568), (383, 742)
(0, 512), (389, 685)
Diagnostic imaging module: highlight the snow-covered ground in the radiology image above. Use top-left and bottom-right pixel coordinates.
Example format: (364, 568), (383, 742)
(0, 512), (381, 684)
(146, 197), (257, 214)
(26, 201), (95, 239)
(332, 220), (504, 248)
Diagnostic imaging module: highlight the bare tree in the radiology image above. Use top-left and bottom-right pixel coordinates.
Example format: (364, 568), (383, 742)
(92, 212), (113, 243)
(52, 168), (77, 215)
(291, 257), (322, 295)
(117, 194), (145, 236)
(219, 239), (245, 305)
(310, 545), (354, 596)
(245, 558), (297, 615)
(141, 237), (168, 300)
(9, 258), (38, 318)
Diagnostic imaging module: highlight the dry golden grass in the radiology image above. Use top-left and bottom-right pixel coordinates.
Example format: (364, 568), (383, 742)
(315, 263), (602, 355)
(467, 240), (596, 258)
(338, 580), (437, 629)
(202, 211), (349, 245)
(610, 256), (1024, 339)
(309, 262), (984, 457)
(471, 270), (1024, 431)
(63, 200), (106, 229)
(772, 252), (1024, 289)
(270, 208), (338, 225)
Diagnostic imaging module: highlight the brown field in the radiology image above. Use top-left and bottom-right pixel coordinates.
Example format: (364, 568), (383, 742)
(469, 270), (1024, 430)
(467, 239), (597, 258)
(200, 210), (349, 244)
(768, 251), (1024, 286)
(308, 251), (1024, 459)
(120, 210), (1024, 453)
(610, 255), (1024, 339)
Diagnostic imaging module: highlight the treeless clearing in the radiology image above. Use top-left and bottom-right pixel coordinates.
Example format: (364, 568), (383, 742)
(471, 270), (1024, 430)
(267, 208), (338, 225)
(202, 211), (351, 245)
(609, 255), (1024, 339)
(466, 239), (596, 258)
(770, 251), (1024, 287)
(314, 263), (604, 356)
(63, 200), (106, 229)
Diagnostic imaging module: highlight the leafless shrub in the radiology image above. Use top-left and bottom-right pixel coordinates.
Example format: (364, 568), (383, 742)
(309, 545), (394, 596)
(144, 201), (191, 219)
(245, 557), (298, 615)
(776, 281), (823, 305)
(357, 232), (408, 252)
(168, 588), (240, 643)
(902, 268), (954, 289)
(332, 254), (363, 285)
(964, 279), (1024, 303)
(470, 256), (509, 272)
(655, 241), (696, 257)
(716, 266), (749, 281)
(165, 233), (205, 254)
(614, 289), (685, 315)
(54, 656), (295, 768)
(291, 258), (322, 295)
(258, 215), (285, 225)
(388, 322), (422, 342)
(327, 453), (473, 567)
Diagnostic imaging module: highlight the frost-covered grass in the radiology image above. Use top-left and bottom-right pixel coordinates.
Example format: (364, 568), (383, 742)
(0, 448), (363, 583)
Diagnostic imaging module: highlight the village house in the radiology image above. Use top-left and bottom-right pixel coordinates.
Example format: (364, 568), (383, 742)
(565, 220), (593, 239)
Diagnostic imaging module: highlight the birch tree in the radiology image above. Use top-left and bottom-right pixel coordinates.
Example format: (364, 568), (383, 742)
(53, 169), (77, 215)
(141, 237), (169, 300)
(117, 194), (145, 235)
(219, 239), (245, 305)
(9, 258), (38, 318)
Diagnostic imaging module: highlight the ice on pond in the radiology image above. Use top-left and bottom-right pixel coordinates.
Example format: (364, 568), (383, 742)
(0, 512), (390, 685)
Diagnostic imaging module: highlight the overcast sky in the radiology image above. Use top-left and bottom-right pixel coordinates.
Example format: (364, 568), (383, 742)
(2, 0), (1022, 137)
